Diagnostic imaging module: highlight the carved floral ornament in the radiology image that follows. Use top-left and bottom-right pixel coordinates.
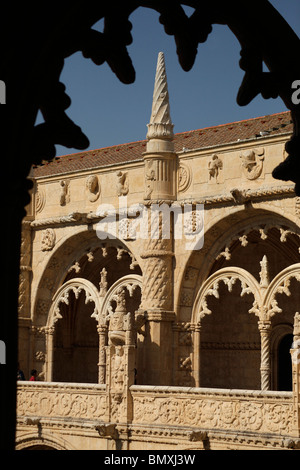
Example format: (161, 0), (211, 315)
(192, 263), (300, 324)
(216, 223), (300, 261)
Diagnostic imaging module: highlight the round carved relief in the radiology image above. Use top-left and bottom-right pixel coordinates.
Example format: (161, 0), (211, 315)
(35, 188), (46, 213)
(178, 163), (191, 192)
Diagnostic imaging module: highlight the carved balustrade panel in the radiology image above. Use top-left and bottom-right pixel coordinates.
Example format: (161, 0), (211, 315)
(17, 382), (107, 421)
(131, 386), (294, 436)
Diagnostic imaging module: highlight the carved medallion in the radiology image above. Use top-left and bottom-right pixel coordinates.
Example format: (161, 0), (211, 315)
(178, 163), (191, 192)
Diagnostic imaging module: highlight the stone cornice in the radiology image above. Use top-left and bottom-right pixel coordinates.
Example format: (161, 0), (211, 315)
(30, 184), (296, 229)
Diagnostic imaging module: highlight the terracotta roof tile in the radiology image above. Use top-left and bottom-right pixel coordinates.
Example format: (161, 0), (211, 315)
(32, 111), (292, 178)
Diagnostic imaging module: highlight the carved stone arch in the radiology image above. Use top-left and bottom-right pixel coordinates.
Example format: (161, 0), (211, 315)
(263, 263), (300, 319)
(32, 227), (99, 325)
(100, 274), (143, 327)
(177, 208), (299, 321)
(192, 267), (262, 325)
(48, 277), (102, 328)
(45, 278), (101, 381)
(15, 433), (73, 450)
(32, 226), (142, 325)
(190, 266), (262, 388)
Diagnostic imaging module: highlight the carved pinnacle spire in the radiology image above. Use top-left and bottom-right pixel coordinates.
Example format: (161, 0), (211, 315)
(146, 52), (174, 144)
(259, 255), (269, 288)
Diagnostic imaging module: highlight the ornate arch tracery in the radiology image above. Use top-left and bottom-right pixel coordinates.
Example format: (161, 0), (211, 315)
(49, 277), (102, 327)
(45, 278), (101, 381)
(190, 263), (300, 390)
(263, 263), (300, 320)
(192, 266), (261, 324)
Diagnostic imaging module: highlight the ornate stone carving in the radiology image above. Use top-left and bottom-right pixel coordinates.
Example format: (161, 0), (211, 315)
(35, 187), (46, 213)
(266, 264), (300, 318)
(67, 261), (80, 273)
(111, 345), (125, 391)
(178, 163), (191, 193)
(145, 160), (156, 200)
(17, 383), (106, 420)
(19, 224), (32, 317)
(86, 175), (100, 202)
(49, 278), (101, 327)
(108, 287), (127, 346)
(116, 171), (129, 196)
(193, 267), (260, 323)
(208, 154), (223, 182)
(99, 267), (108, 297)
(184, 209), (204, 236)
(296, 197), (300, 218)
(259, 255), (269, 288)
(131, 388), (294, 435)
(240, 148), (265, 180)
(59, 179), (70, 206)
(293, 312), (300, 341)
(146, 52), (174, 142)
(41, 228), (56, 251)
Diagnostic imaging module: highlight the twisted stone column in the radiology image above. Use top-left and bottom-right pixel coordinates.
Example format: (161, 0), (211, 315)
(258, 320), (272, 391)
(97, 325), (107, 384)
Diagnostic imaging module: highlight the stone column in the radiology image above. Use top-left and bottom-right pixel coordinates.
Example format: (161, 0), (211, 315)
(97, 324), (107, 384)
(291, 312), (300, 437)
(258, 320), (272, 391)
(193, 323), (201, 388)
(137, 52), (177, 386)
(45, 325), (55, 381)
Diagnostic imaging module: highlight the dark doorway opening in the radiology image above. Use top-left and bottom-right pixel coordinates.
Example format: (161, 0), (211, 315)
(277, 334), (293, 391)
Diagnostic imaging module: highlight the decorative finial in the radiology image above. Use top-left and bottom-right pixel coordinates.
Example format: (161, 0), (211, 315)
(259, 255), (269, 288)
(146, 52), (174, 144)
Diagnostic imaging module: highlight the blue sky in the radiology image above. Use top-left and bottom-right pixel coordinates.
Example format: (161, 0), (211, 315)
(52, 1), (300, 156)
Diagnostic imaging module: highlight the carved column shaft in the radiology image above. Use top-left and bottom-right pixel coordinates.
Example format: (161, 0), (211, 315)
(172, 323), (180, 385)
(19, 222), (32, 318)
(193, 324), (201, 388)
(97, 325), (107, 384)
(291, 312), (300, 437)
(45, 326), (55, 382)
(258, 320), (272, 391)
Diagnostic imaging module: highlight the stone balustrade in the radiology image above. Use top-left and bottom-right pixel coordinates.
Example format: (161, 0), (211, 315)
(17, 381), (108, 422)
(130, 385), (294, 437)
(17, 381), (295, 439)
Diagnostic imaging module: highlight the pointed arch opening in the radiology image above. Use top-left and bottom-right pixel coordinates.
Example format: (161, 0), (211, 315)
(46, 278), (101, 383)
(191, 267), (261, 390)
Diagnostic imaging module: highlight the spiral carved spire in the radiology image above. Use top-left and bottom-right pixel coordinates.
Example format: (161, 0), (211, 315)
(146, 52), (174, 143)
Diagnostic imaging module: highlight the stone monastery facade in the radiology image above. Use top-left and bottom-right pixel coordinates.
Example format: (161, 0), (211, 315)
(16, 53), (300, 450)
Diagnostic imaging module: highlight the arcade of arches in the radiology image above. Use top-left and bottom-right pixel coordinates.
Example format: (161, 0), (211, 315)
(15, 56), (300, 449)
